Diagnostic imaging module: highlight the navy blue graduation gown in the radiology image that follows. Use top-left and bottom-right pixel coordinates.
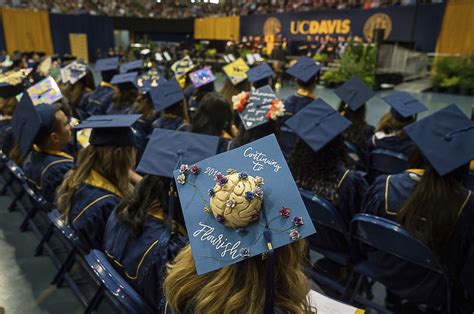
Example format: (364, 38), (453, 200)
(104, 211), (187, 313)
(152, 116), (190, 132)
(78, 83), (116, 118)
(0, 119), (14, 156)
(367, 132), (415, 157)
(23, 148), (74, 204)
(67, 170), (122, 251)
(307, 168), (368, 253)
(133, 117), (155, 164)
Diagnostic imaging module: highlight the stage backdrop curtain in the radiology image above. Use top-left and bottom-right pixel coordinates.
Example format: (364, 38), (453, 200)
(194, 16), (239, 40)
(49, 14), (114, 62)
(1, 8), (53, 54)
(435, 0), (474, 55)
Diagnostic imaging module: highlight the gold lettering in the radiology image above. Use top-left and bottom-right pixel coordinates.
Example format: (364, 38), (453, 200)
(309, 21), (319, 34)
(319, 20), (328, 34)
(290, 21), (298, 35)
(328, 20), (338, 34)
(341, 19), (351, 34)
(299, 21), (310, 35)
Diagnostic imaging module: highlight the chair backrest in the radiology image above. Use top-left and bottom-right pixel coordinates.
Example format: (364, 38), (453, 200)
(300, 189), (348, 235)
(466, 171), (474, 191)
(48, 209), (84, 248)
(368, 148), (408, 175)
(84, 249), (155, 314)
(351, 213), (443, 273)
(344, 141), (366, 170)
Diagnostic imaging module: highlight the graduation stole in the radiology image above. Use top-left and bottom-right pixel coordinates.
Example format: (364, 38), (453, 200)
(296, 88), (315, 99)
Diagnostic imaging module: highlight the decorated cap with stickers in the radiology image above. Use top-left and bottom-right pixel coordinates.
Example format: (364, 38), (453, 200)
(232, 85), (285, 130)
(0, 69), (29, 98)
(173, 134), (316, 275)
(60, 60), (88, 85)
(135, 68), (166, 93)
(223, 58), (249, 85)
(189, 67), (216, 88)
(171, 56), (195, 78)
(26, 76), (63, 106)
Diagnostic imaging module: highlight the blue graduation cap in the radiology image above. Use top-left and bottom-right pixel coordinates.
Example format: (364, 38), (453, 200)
(120, 60), (143, 74)
(382, 91), (427, 119)
(148, 78), (184, 112)
(284, 98), (352, 152)
(404, 104), (474, 176)
(74, 114), (141, 147)
(137, 128), (220, 178)
(0, 70), (27, 98)
(237, 85), (284, 130)
(334, 76), (375, 111)
(110, 72), (138, 90)
(12, 94), (56, 154)
(246, 63), (274, 84)
(189, 67), (216, 88)
(94, 57), (119, 72)
(286, 56), (322, 84)
(135, 69), (166, 93)
(173, 134), (316, 275)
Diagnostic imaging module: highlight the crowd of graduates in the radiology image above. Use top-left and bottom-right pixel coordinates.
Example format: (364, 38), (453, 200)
(0, 50), (473, 313)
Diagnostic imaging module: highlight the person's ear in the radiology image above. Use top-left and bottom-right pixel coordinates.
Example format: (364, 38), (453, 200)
(49, 132), (59, 144)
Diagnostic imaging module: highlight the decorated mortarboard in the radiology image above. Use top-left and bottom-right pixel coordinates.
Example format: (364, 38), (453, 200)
(232, 85), (285, 130)
(26, 76), (63, 106)
(334, 76), (375, 111)
(188, 67), (216, 88)
(12, 94), (56, 154)
(171, 56), (195, 78)
(120, 59), (143, 74)
(223, 58), (249, 85)
(173, 134), (316, 275)
(60, 60), (88, 85)
(135, 68), (166, 93)
(110, 72), (139, 90)
(284, 98), (352, 152)
(137, 128), (220, 178)
(149, 78), (184, 112)
(0, 70), (27, 98)
(74, 114), (141, 147)
(286, 56), (322, 84)
(246, 63), (274, 84)
(404, 104), (474, 176)
(382, 91), (427, 119)
(94, 57), (119, 72)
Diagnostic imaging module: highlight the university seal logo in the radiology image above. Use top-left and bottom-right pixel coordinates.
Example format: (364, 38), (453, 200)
(363, 13), (392, 42)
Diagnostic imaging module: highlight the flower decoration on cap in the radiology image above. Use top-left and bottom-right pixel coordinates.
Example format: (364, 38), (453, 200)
(240, 248), (251, 257)
(180, 164), (189, 174)
(266, 98), (285, 121)
(177, 173), (186, 185)
(289, 229), (300, 241)
(191, 164), (200, 174)
(232, 91), (250, 112)
(279, 207), (291, 218)
(208, 171), (264, 228)
(293, 216), (304, 226)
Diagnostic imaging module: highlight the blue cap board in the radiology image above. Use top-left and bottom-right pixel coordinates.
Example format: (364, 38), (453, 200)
(94, 57), (119, 72)
(137, 128), (220, 178)
(74, 114), (141, 147)
(284, 98), (352, 152)
(12, 93), (56, 154)
(173, 134), (316, 275)
(120, 59), (143, 74)
(286, 56), (322, 84)
(404, 104), (474, 176)
(382, 91), (427, 119)
(110, 72), (138, 90)
(246, 63), (274, 84)
(149, 78), (184, 112)
(135, 68), (166, 93)
(334, 76), (375, 111)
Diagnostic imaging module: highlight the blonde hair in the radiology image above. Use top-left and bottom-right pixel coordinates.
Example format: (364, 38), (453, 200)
(164, 240), (313, 314)
(376, 111), (415, 135)
(56, 145), (136, 220)
(9, 142), (26, 165)
(0, 96), (18, 116)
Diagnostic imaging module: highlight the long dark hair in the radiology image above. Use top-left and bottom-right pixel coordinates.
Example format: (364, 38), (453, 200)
(289, 135), (347, 204)
(338, 102), (372, 154)
(220, 78), (251, 105)
(191, 92), (233, 137)
(398, 163), (470, 257)
(111, 88), (138, 111)
(115, 175), (180, 237)
(190, 82), (215, 105)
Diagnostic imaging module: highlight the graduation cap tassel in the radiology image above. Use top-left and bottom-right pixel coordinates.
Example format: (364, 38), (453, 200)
(263, 227), (275, 314)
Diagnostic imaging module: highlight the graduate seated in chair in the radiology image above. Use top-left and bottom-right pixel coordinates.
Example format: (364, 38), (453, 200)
(362, 104), (474, 311)
(107, 72), (139, 115)
(12, 94), (74, 204)
(367, 91), (427, 157)
(56, 115), (139, 251)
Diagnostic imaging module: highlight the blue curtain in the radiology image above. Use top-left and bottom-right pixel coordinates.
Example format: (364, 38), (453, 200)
(413, 3), (446, 53)
(49, 14), (114, 62)
(0, 20), (6, 52)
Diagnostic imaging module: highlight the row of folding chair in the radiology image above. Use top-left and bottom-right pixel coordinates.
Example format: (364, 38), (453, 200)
(301, 189), (451, 313)
(0, 150), (153, 313)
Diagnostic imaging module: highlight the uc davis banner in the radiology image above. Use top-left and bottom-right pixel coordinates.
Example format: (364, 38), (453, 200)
(240, 6), (419, 42)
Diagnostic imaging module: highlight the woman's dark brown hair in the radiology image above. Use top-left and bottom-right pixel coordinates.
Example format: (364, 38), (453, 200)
(398, 163), (470, 257)
(376, 111), (415, 135)
(132, 93), (156, 121)
(338, 101), (372, 154)
(219, 78), (251, 105)
(111, 88), (139, 112)
(62, 71), (95, 116)
(191, 92), (233, 137)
